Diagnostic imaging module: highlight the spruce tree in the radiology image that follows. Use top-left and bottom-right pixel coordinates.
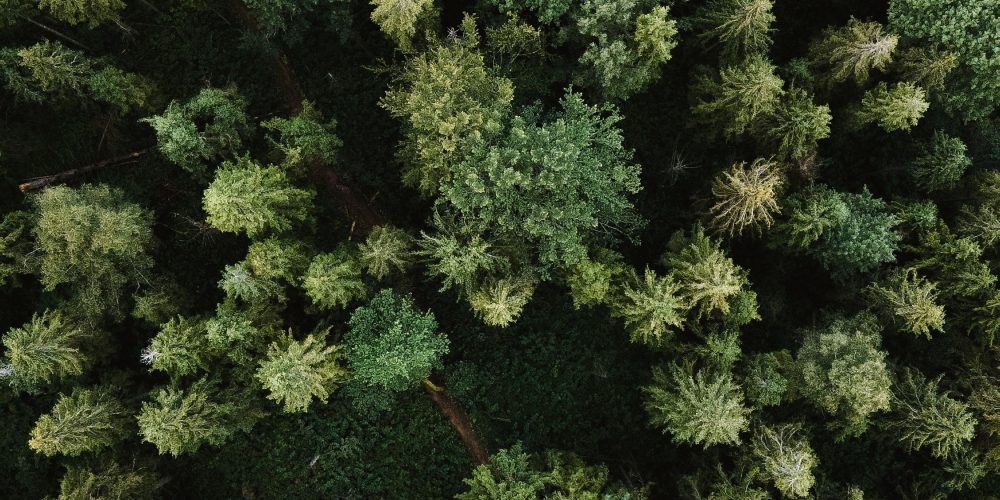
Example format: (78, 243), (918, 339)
(302, 248), (366, 310)
(695, 0), (774, 61)
(358, 225), (411, 280)
(855, 82), (928, 132)
(888, 369), (976, 459)
(616, 268), (687, 346)
(709, 158), (783, 237)
(809, 18), (897, 85)
(663, 226), (751, 319)
(643, 363), (750, 448)
(29, 387), (129, 457)
(868, 269), (945, 339)
(691, 55), (784, 138)
(750, 424), (817, 498)
(2, 310), (87, 392)
(912, 131), (972, 192)
(255, 334), (348, 413)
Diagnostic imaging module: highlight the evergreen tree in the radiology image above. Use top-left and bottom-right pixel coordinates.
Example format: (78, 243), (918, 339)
(616, 268), (687, 346)
(564, 248), (628, 309)
(750, 424), (817, 498)
(261, 100), (342, 166)
(255, 334), (348, 413)
(2, 310), (87, 392)
(29, 387), (129, 457)
(202, 155), (315, 237)
(417, 220), (508, 295)
(344, 289), (449, 393)
(358, 225), (411, 280)
(742, 352), (789, 408)
(709, 158), (783, 237)
(145, 316), (213, 378)
(868, 269), (945, 339)
(793, 313), (892, 438)
(218, 263), (282, 304)
(855, 82), (928, 132)
(757, 88), (831, 160)
(57, 461), (154, 500)
(911, 131), (972, 192)
(695, 0), (774, 61)
(302, 248), (366, 310)
(370, 0), (434, 51)
(245, 238), (311, 284)
(468, 274), (536, 327)
(809, 18), (897, 85)
(895, 46), (958, 92)
(691, 55), (784, 138)
(888, 369), (976, 459)
(643, 363), (751, 447)
(38, 0), (124, 27)
(663, 226), (751, 319)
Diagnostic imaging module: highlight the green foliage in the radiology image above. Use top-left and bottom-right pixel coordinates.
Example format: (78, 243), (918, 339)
(417, 219), (508, 295)
(87, 66), (154, 112)
(38, 0), (124, 26)
(911, 131), (972, 192)
(2, 310), (87, 392)
(358, 225), (411, 280)
(616, 268), (687, 346)
(757, 87), (831, 160)
(895, 46), (958, 91)
(750, 424), (817, 498)
(709, 158), (783, 237)
(742, 352), (789, 407)
(345, 289), (448, 393)
(146, 316), (213, 378)
(643, 363), (750, 448)
(855, 82), (929, 132)
(457, 444), (544, 499)
(793, 313), (892, 438)
(205, 303), (267, 365)
(565, 248), (627, 309)
(261, 100), (342, 166)
(245, 237), (310, 283)
(888, 0), (1000, 120)
(868, 269), (945, 339)
(888, 369), (976, 459)
(663, 226), (752, 320)
(1, 41), (90, 102)
(370, 0), (433, 51)
(695, 0), (775, 61)
(908, 225), (996, 303)
(468, 274), (536, 327)
(32, 184), (153, 318)
(143, 87), (250, 176)
(28, 386), (128, 457)
(302, 247), (366, 310)
(218, 262), (282, 303)
(137, 379), (259, 457)
(0, 211), (33, 287)
(809, 18), (897, 85)
(202, 155), (315, 237)
(381, 15), (514, 195)
(691, 55), (784, 138)
(57, 461), (153, 500)
(256, 334), (348, 413)
(441, 90), (642, 273)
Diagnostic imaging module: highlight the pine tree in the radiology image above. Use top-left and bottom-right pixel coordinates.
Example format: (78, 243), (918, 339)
(302, 248), (366, 310)
(345, 289), (449, 393)
(855, 82), (929, 132)
(2, 310), (87, 392)
(255, 334), (348, 413)
(868, 269), (945, 339)
(616, 268), (687, 346)
(809, 18), (897, 85)
(663, 226), (751, 318)
(695, 0), (774, 61)
(38, 0), (124, 27)
(750, 424), (817, 498)
(370, 0), (434, 51)
(643, 363), (750, 447)
(912, 131), (972, 192)
(1, 41), (91, 102)
(145, 316), (213, 378)
(888, 369), (976, 459)
(710, 158), (783, 237)
(691, 55), (784, 138)
(29, 386), (129, 457)
(202, 155), (315, 237)
(358, 225), (411, 280)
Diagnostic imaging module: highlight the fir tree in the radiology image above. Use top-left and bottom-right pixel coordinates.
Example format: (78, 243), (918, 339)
(643, 363), (750, 448)
(709, 158), (783, 237)
(302, 248), (366, 310)
(29, 386), (129, 457)
(809, 18), (897, 85)
(616, 268), (687, 346)
(888, 369), (976, 459)
(912, 131), (972, 192)
(255, 334), (348, 413)
(855, 82), (928, 132)
(2, 310), (87, 392)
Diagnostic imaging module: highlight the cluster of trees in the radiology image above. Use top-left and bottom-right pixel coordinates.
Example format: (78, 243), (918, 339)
(1, 0), (1000, 498)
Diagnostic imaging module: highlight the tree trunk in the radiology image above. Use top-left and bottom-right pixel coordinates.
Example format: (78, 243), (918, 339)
(19, 149), (150, 192)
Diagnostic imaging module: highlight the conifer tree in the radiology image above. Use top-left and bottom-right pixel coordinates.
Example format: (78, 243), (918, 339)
(0, 211), (32, 287)
(643, 363), (750, 447)
(742, 352), (789, 408)
(565, 248), (628, 309)
(709, 158), (783, 237)
(750, 424), (817, 498)
(255, 334), (348, 413)
(757, 88), (831, 160)
(145, 316), (213, 378)
(691, 55), (784, 138)
(895, 46), (958, 92)
(218, 263), (282, 304)
(57, 461), (154, 500)
(358, 225), (411, 280)
(29, 386), (129, 457)
(868, 269), (945, 339)
(345, 289), (449, 393)
(417, 215), (509, 296)
(855, 82), (928, 132)
(370, 0), (434, 51)
(912, 131), (972, 192)
(1, 41), (91, 102)
(202, 155), (315, 237)
(2, 310), (87, 392)
(695, 0), (774, 61)
(663, 226), (751, 319)
(261, 100), (342, 166)
(245, 238), (311, 284)
(616, 268), (687, 346)
(38, 0), (124, 27)
(302, 248), (366, 310)
(205, 303), (266, 366)
(888, 369), (976, 459)
(468, 274), (536, 327)
(809, 18), (897, 85)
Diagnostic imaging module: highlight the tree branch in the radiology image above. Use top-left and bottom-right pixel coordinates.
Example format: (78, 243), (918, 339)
(19, 149), (150, 193)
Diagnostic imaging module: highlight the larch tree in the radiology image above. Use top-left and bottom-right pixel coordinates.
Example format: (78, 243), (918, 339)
(255, 334), (349, 413)
(28, 386), (129, 457)
(809, 18), (897, 85)
(709, 158), (783, 237)
(855, 82), (929, 132)
(643, 363), (751, 448)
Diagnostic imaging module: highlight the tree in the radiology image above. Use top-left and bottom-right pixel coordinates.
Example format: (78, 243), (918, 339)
(441, 89), (643, 273)
(742, 352), (789, 407)
(616, 268), (687, 346)
(643, 363), (750, 447)
(218, 263), (282, 304)
(1, 41), (90, 102)
(370, 0), (434, 51)
(895, 46), (958, 92)
(1, 310), (87, 392)
(912, 131), (972, 192)
(143, 87), (250, 177)
(344, 289), (449, 393)
(381, 14), (514, 195)
(468, 274), (536, 327)
(565, 248), (628, 309)
(28, 387), (128, 457)
(809, 18), (897, 85)
(868, 269), (945, 339)
(358, 225), (411, 280)
(145, 316), (213, 378)
(57, 461), (154, 500)
(888, 369), (976, 459)
(261, 100), (342, 166)
(663, 226), (752, 319)
(255, 334), (348, 413)
(417, 219), (508, 295)
(757, 88), (831, 160)
(302, 248), (366, 310)
(456, 444), (544, 499)
(691, 55), (784, 138)
(137, 379), (258, 457)
(855, 82), (928, 132)
(0, 211), (32, 287)
(709, 158), (783, 237)
(793, 313), (892, 438)
(38, 0), (124, 27)
(695, 0), (774, 61)
(32, 184), (154, 318)
(750, 424), (817, 498)
(245, 238), (311, 284)
(202, 155), (315, 237)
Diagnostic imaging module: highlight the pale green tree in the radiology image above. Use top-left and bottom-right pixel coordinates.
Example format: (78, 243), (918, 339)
(888, 369), (976, 459)
(691, 55), (784, 138)
(855, 82), (928, 132)
(417, 216), (508, 295)
(643, 363), (751, 447)
(868, 269), (945, 339)
(710, 158), (783, 237)
(663, 226), (751, 319)
(616, 268), (687, 346)
(1, 310), (87, 392)
(895, 46), (958, 92)
(38, 0), (124, 26)
(57, 461), (154, 500)
(145, 316), (213, 378)
(565, 248), (628, 309)
(261, 100), (342, 166)
(757, 88), (831, 160)
(750, 424), (818, 498)
(29, 386), (129, 457)
(468, 274), (536, 328)
(370, 0), (434, 51)
(203, 155), (315, 237)
(809, 18), (897, 85)
(255, 334), (349, 413)
(358, 225), (411, 280)
(302, 248), (366, 310)
(695, 0), (774, 61)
